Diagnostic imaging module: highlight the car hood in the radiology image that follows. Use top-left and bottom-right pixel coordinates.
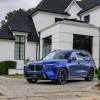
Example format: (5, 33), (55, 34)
(27, 59), (68, 65)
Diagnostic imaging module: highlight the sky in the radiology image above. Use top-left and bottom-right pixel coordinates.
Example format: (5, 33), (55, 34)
(0, 0), (42, 23)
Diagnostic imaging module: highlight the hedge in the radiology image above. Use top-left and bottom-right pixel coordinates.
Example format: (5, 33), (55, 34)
(0, 61), (16, 75)
(95, 68), (100, 80)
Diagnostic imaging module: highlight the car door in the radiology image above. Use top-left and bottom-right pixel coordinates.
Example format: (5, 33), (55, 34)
(78, 51), (93, 76)
(68, 51), (82, 77)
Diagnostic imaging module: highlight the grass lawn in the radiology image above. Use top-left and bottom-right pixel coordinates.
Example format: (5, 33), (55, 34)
(6, 75), (24, 79)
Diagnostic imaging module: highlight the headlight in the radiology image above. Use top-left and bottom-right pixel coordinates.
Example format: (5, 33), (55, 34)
(46, 64), (55, 69)
(24, 64), (29, 68)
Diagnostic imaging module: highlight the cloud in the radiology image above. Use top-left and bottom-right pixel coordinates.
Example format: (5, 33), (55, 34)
(0, 0), (41, 23)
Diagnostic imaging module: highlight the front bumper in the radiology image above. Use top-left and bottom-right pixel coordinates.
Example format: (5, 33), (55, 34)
(24, 67), (57, 80)
(24, 72), (48, 79)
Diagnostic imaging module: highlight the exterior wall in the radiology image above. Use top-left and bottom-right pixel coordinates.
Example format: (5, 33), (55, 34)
(65, 1), (81, 19)
(59, 24), (100, 67)
(0, 39), (38, 69)
(12, 31), (38, 69)
(0, 39), (14, 60)
(40, 25), (60, 58)
(32, 11), (69, 32)
(41, 22), (100, 67)
(81, 5), (100, 27)
(16, 41), (37, 69)
(26, 42), (37, 61)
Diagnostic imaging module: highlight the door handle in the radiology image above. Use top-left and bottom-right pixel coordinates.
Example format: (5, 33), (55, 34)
(78, 62), (80, 64)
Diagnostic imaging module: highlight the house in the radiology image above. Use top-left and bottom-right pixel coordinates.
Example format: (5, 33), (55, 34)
(0, 10), (39, 69)
(0, 0), (100, 69)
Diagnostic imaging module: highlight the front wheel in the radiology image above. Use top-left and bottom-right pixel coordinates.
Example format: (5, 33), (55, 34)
(57, 68), (68, 85)
(85, 68), (94, 81)
(26, 78), (38, 83)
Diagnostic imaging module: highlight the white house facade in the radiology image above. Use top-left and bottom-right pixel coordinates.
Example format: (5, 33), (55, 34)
(40, 21), (99, 67)
(31, 0), (100, 67)
(0, 0), (100, 69)
(0, 11), (39, 69)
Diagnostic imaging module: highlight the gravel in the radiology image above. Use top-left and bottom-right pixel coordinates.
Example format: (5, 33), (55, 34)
(0, 76), (100, 100)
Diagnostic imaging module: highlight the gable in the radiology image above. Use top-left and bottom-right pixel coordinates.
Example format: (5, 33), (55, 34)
(65, 0), (81, 12)
(65, 0), (81, 18)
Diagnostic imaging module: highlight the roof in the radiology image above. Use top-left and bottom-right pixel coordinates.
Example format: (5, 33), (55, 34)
(30, 0), (72, 15)
(0, 24), (15, 40)
(30, 0), (100, 16)
(77, 0), (100, 14)
(0, 10), (39, 42)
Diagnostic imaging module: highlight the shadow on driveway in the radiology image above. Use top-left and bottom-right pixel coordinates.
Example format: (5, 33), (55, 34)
(35, 79), (85, 85)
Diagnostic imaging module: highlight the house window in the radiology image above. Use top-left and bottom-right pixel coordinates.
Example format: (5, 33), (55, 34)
(84, 15), (90, 23)
(42, 36), (52, 58)
(73, 34), (93, 55)
(55, 18), (63, 22)
(15, 35), (25, 60)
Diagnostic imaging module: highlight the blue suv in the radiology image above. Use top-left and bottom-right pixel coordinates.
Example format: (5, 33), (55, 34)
(24, 50), (96, 84)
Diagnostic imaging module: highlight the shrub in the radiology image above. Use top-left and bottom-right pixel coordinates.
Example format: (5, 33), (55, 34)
(0, 61), (16, 75)
(95, 68), (100, 80)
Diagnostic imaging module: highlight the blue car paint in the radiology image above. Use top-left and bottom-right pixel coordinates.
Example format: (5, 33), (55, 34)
(24, 50), (96, 80)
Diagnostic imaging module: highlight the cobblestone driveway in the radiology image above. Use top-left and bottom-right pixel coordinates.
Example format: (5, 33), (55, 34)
(0, 76), (100, 100)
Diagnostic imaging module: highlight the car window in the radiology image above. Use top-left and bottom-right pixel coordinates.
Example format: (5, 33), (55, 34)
(76, 52), (91, 61)
(76, 53), (84, 60)
(43, 51), (71, 60)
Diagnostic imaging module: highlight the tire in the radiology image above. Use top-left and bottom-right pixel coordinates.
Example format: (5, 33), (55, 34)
(26, 78), (38, 83)
(85, 68), (94, 81)
(57, 68), (68, 85)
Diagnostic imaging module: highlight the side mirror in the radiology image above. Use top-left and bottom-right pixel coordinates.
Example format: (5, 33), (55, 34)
(71, 57), (77, 61)
(68, 57), (76, 63)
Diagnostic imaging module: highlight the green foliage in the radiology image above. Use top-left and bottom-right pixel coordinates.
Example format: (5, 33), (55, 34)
(5, 8), (33, 22)
(27, 8), (34, 13)
(95, 68), (100, 80)
(5, 9), (25, 21)
(0, 61), (16, 75)
(1, 20), (6, 27)
(8, 75), (24, 79)
(1, 8), (34, 25)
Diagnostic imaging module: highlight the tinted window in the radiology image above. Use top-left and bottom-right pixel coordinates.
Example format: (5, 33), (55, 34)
(84, 15), (90, 23)
(73, 34), (93, 55)
(15, 35), (25, 60)
(43, 51), (71, 60)
(76, 52), (91, 60)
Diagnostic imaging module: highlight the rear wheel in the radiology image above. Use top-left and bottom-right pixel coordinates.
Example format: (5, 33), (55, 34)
(85, 68), (94, 81)
(57, 68), (68, 85)
(26, 78), (38, 83)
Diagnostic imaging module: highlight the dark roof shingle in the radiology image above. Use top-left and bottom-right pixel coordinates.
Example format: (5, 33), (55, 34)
(77, 0), (100, 14)
(0, 11), (39, 42)
(30, 0), (100, 16)
(30, 0), (72, 15)
(0, 24), (15, 40)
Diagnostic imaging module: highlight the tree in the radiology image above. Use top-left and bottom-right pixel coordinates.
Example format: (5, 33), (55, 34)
(5, 9), (25, 21)
(1, 20), (6, 27)
(0, 8), (34, 27)
(27, 8), (34, 13)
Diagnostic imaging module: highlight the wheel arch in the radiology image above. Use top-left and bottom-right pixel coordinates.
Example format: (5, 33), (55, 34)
(90, 67), (95, 71)
(57, 67), (69, 77)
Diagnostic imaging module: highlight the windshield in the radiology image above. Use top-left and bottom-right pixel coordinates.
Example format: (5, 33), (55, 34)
(43, 51), (71, 60)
